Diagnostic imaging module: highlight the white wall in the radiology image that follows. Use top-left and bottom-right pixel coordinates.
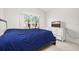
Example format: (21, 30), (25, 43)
(3, 8), (46, 29)
(0, 9), (3, 19)
(46, 8), (79, 43)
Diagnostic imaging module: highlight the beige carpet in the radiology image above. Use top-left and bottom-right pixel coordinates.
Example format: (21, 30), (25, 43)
(42, 40), (79, 51)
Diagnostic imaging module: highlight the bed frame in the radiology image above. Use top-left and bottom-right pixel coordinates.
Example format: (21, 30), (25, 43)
(0, 19), (7, 29)
(0, 19), (56, 51)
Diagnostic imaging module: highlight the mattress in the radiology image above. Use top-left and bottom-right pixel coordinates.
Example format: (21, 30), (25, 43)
(0, 29), (56, 51)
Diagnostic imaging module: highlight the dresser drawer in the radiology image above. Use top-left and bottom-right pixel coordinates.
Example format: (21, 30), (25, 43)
(51, 27), (65, 41)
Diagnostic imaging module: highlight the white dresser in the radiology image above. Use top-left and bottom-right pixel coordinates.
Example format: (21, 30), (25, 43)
(50, 21), (66, 42)
(51, 27), (65, 41)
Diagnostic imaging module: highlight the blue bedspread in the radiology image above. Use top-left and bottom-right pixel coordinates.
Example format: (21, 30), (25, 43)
(0, 29), (56, 51)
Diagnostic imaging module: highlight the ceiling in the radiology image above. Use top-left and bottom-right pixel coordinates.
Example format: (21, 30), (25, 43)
(39, 8), (53, 13)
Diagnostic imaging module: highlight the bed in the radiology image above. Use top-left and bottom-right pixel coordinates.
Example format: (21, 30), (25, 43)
(0, 19), (56, 51)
